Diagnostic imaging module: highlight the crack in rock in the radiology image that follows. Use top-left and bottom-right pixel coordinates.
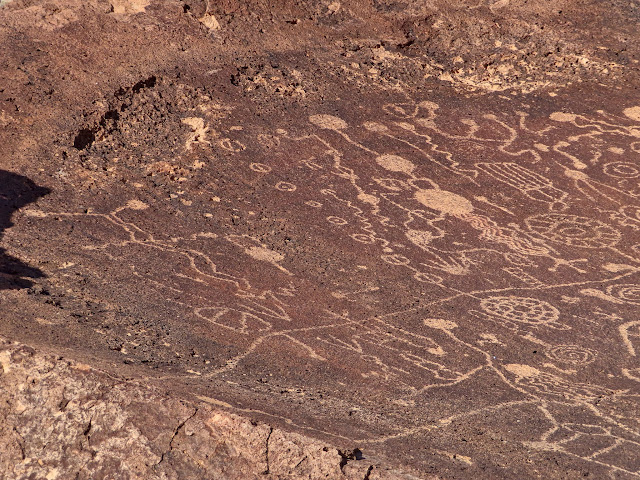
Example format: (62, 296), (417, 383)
(263, 426), (273, 475)
(156, 406), (198, 467)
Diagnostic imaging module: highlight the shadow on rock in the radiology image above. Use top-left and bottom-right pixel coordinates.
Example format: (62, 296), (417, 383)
(0, 170), (50, 289)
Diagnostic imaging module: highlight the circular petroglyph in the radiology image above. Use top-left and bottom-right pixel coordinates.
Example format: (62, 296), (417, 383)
(219, 138), (245, 152)
(275, 181), (297, 192)
(351, 233), (376, 245)
(606, 284), (640, 304)
(480, 296), (560, 325)
(525, 214), (621, 248)
(309, 114), (348, 130)
(250, 162), (272, 173)
(376, 154), (415, 175)
(381, 254), (411, 266)
(351, 233), (376, 244)
(546, 345), (597, 365)
(327, 216), (348, 225)
(414, 189), (474, 216)
(305, 200), (323, 208)
(603, 161), (640, 179)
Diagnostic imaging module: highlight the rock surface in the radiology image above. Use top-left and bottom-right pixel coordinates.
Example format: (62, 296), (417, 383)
(0, 337), (412, 479)
(1, 0), (640, 478)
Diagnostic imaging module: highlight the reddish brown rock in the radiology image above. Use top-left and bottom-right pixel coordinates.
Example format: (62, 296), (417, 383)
(1, 0), (640, 478)
(0, 337), (414, 479)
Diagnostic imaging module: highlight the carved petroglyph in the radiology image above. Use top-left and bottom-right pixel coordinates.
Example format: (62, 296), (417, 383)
(546, 345), (597, 366)
(22, 99), (640, 478)
(603, 161), (640, 179)
(182, 117), (211, 150)
(619, 321), (640, 357)
(475, 162), (568, 209)
(503, 363), (619, 401)
(581, 284), (640, 306)
(607, 284), (640, 304)
(479, 296), (566, 329)
(525, 214), (622, 248)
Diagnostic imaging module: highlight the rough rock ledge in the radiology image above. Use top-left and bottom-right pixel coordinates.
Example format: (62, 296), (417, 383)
(0, 337), (421, 479)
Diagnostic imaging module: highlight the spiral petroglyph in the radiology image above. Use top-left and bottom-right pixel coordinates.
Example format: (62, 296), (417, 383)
(606, 284), (640, 305)
(546, 345), (597, 365)
(603, 161), (640, 179)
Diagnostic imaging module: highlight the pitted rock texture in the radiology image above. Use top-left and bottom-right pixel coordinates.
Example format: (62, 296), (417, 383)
(0, 337), (412, 479)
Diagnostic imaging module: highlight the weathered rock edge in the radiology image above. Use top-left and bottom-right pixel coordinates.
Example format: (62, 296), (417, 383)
(0, 336), (426, 480)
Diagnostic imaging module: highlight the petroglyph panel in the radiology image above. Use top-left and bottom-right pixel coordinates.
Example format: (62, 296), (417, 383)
(9, 85), (640, 478)
(6, 0), (640, 475)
